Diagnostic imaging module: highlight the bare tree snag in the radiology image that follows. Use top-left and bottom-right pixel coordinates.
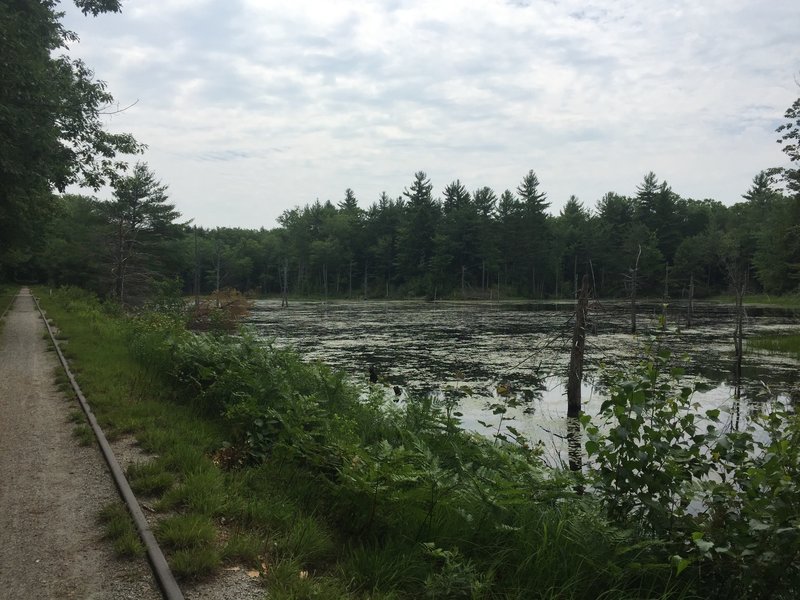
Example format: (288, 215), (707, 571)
(567, 274), (590, 418)
(630, 245), (641, 334)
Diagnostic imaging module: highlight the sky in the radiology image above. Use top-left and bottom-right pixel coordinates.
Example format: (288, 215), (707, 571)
(60, 0), (800, 229)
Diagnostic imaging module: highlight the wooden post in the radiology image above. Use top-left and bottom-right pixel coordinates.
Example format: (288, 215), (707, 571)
(567, 274), (589, 418)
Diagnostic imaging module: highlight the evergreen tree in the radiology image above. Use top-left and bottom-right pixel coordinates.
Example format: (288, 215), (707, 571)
(103, 163), (181, 305)
(397, 172), (440, 292)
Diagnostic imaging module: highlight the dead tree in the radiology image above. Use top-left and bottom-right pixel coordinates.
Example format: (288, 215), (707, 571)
(280, 258), (289, 308)
(629, 245), (641, 333)
(567, 274), (590, 418)
(733, 275), (746, 397)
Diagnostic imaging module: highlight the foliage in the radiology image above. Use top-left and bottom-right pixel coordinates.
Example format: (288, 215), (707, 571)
(127, 311), (685, 598)
(584, 342), (800, 599)
(748, 333), (800, 359)
(39, 287), (800, 598)
(0, 0), (141, 278)
(102, 162), (183, 305)
(98, 502), (145, 558)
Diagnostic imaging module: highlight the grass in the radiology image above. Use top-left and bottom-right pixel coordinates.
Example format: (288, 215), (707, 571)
(156, 514), (222, 579)
(72, 423), (94, 446)
(34, 287), (228, 581)
(33, 287), (707, 598)
(708, 293), (800, 307)
(98, 502), (145, 558)
(126, 460), (176, 496)
(749, 333), (800, 360)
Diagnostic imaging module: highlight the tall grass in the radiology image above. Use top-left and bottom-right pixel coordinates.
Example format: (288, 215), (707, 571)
(708, 293), (800, 307)
(748, 333), (800, 359)
(36, 286), (698, 598)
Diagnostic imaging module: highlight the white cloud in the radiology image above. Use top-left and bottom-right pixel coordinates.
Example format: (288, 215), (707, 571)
(59, 0), (800, 227)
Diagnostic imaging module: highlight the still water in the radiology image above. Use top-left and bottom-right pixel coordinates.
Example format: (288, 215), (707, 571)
(247, 299), (800, 464)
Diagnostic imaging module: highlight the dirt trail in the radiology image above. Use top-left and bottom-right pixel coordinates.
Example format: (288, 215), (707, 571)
(0, 288), (160, 599)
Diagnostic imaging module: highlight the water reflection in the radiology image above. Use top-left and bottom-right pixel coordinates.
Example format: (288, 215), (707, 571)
(247, 299), (800, 454)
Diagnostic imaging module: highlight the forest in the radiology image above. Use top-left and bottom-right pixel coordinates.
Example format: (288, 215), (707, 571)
(3, 2), (800, 598)
(5, 163), (800, 305)
(1, 2), (799, 302)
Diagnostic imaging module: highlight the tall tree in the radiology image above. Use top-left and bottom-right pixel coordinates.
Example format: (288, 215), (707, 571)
(397, 172), (440, 292)
(103, 163), (181, 305)
(0, 0), (141, 277)
(776, 94), (800, 196)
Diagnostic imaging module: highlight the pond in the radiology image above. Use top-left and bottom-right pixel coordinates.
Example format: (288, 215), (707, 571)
(246, 299), (800, 465)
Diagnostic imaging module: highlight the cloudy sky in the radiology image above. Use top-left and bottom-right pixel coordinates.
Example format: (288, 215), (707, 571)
(61, 0), (800, 229)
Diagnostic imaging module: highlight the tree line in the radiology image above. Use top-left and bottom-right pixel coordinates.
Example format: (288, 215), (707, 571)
(20, 160), (800, 304)
(1, 1), (798, 303)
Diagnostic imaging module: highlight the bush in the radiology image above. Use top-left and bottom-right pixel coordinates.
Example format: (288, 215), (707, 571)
(584, 342), (800, 599)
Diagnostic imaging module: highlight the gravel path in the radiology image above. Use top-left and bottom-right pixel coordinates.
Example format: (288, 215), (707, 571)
(0, 289), (161, 599)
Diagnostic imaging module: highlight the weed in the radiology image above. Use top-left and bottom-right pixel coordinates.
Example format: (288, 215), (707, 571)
(156, 467), (226, 516)
(126, 461), (175, 496)
(221, 531), (263, 566)
(273, 515), (335, 567)
(748, 333), (800, 359)
(266, 557), (349, 600)
(98, 503), (144, 558)
(67, 409), (84, 424)
(157, 513), (217, 549)
(72, 423), (94, 446)
(169, 547), (221, 580)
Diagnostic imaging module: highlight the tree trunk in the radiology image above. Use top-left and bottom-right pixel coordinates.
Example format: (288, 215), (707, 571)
(734, 279), (745, 398)
(687, 273), (694, 328)
(349, 261), (353, 298)
(281, 258), (289, 308)
(567, 274), (589, 418)
(631, 245), (641, 334)
(322, 263), (328, 303)
(573, 254), (578, 299)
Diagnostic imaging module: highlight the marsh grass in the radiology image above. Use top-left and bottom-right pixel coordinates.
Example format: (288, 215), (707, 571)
(748, 333), (800, 359)
(709, 293), (800, 307)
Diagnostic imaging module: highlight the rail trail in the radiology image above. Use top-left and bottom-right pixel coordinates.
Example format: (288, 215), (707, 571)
(0, 288), (163, 599)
